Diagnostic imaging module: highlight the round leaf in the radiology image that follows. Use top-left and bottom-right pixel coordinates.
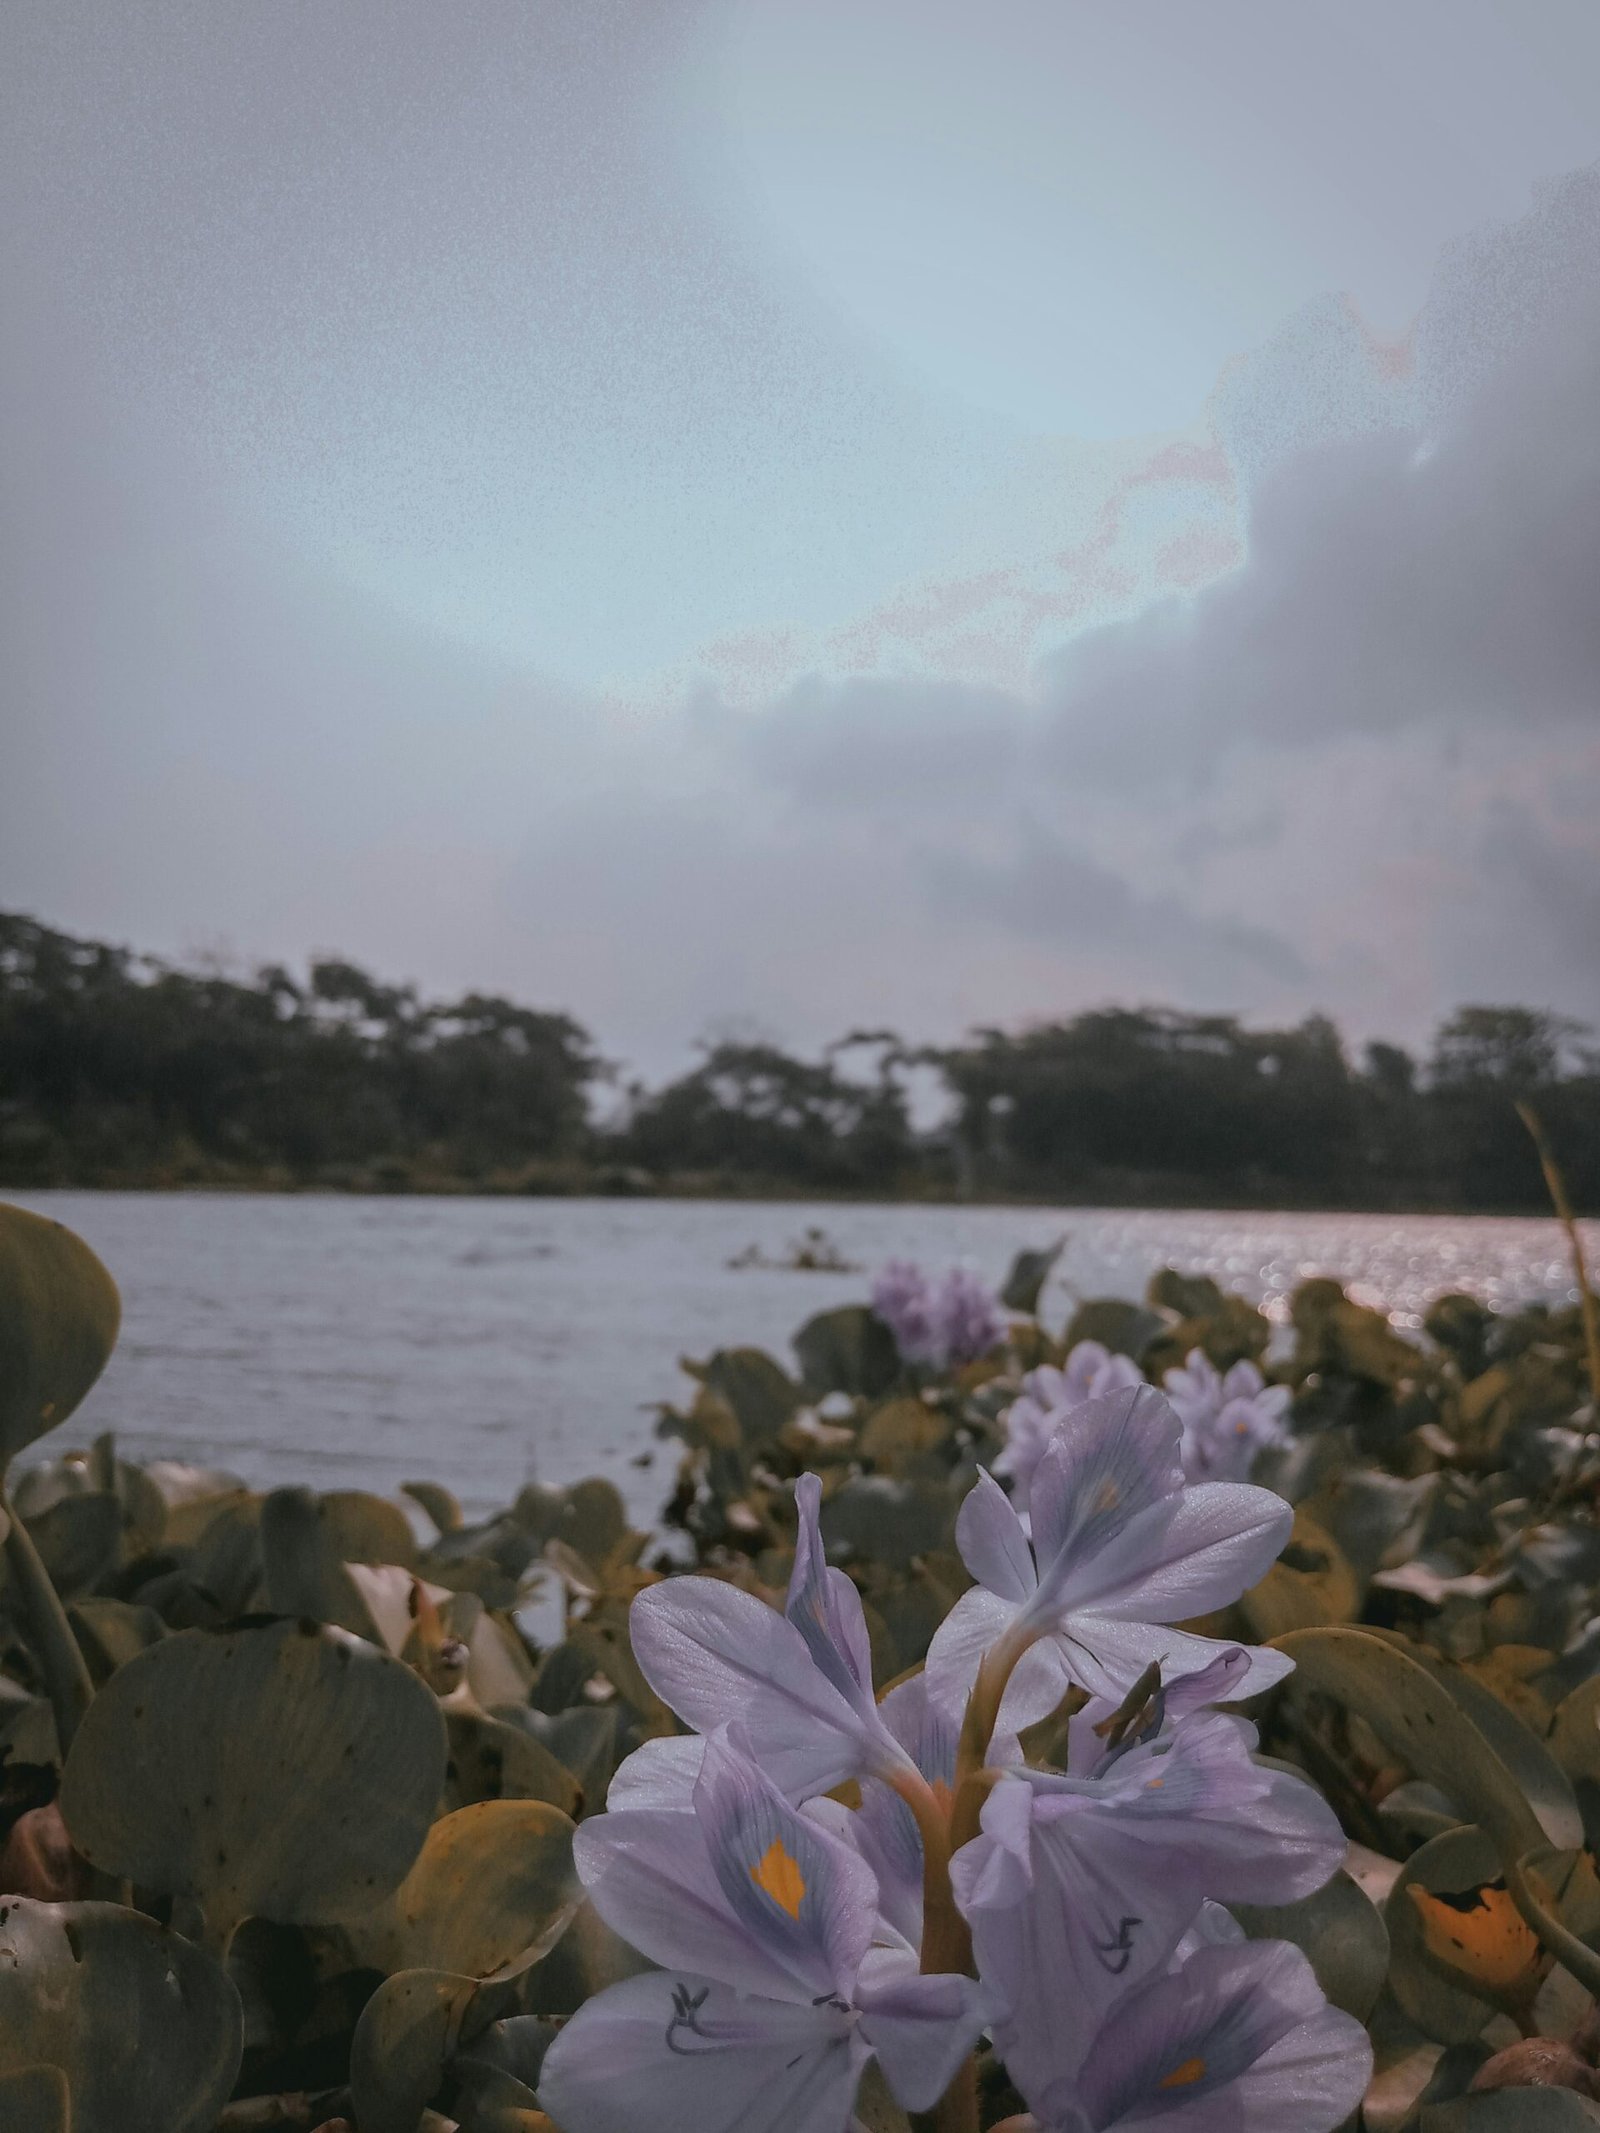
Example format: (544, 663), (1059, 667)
(350, 1966), (481, 2133)
(342, 1801), (578, 1980)
(1274, 1627), (1544, 1861)
(0, 1206), (121, 1468)
(1233, 1867), (1390, 2020)
(0, 2065), (69, 2133)
(1387, 1827), (1536, 2044)
(0, 1898), (241, 2133)
(1239, 1510), (1359, 1639)
(444, 1710), (581, 1816)
(59, 1618), (447, 1945)
(793, 1305), (899, 1398)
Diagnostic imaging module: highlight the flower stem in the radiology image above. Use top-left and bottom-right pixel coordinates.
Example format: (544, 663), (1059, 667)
(956, 1623), (1034, 1785)
(1518, 1101), (1600, 1417)
(0, 1483), (94, 1754)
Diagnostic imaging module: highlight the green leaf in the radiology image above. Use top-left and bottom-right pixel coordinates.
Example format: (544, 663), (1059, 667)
(340, 1801), (578, 1980)
(0, 1205), (121, 1469)
(0, 1898), (242, 2133)
(554, 1479), (629, 1568)
(403, 1480), (464, 1535)
(1238, 1510), (1359, 1640)
(819, 1477), (954, 1569)
(1001, 1238), (1065, 1316)
(793, 1305), (899, 1398)
(1363, 1631), (1582, 1850)
(0, 2064), (69, 2133)
(444, 1709), (582, 1816)
(1422, 2096), (1600, 2129)
(19, 1492), (121, 1599)
(66, 1597), (167, 1681)
(1146, 1268), (1228, 1320)
(349, 1966), (482, 2133)
(1233, 1868), (1390, 2020)
(317, 1489), (419, 1568)
(1548, 1676), (1600, 1787)
(59, 1617), (447, 1950)
(1386, 1826), (1519, 2044)
(1062, 1298), (1163, 1360)
(694, 1349), (800, 1448)
(1274, 1627), (1545, 1861)
(259, 1486), (382, 1638)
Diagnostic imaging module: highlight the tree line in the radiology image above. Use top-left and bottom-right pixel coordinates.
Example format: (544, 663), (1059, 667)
(2, 910), (1596, 1210)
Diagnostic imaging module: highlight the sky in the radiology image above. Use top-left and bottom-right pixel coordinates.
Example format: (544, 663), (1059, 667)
(4, 0), (1600, 1077)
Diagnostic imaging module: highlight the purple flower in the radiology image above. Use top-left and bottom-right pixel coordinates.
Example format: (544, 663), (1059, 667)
(1163, 1350), (1292, 1484)
(871, 1260), (1008, 1370)
(926, 1385), (1293, 1731)
(1012, 1936), (1372, 2133)
(538, 1729), (985, 2133)
(997, 1344), (1146, 1497)
(949, 1697), (1346, 2104)
(871, 1259), (942, 1365)
(805, 1669), (958, 1954)
(624, 1475), (917, 1801)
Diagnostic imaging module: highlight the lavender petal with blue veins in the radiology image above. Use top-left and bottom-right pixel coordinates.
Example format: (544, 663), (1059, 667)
(541, 1728), (984, 2133)
(948, 1704), (1346, 2103)
(926, 1386), (1294, 1729)
(1018, 1937), (1373, 2133)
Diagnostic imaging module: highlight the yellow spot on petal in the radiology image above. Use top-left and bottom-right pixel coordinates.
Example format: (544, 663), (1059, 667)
(1159, 2056), (1206, 2091)
(751, 1837), (807, 1919)
(1094, 1480), (1121, 1513)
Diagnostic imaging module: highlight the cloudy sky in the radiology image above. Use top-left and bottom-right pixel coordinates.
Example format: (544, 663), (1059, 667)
(5, 0), (1600, 1074)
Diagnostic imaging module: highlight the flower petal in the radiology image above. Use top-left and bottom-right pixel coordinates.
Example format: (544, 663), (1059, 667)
(1026, 1387), (1184, 1589)
(855, 1947), (989, 2112)
(631, 1577), (907, 1796)
(1056, 1938), (1371, 2133)
(1050, 1614), (1292, 1705)
(957, 1712), (1347, 2100)
(1086, 1483), (1293, 1622)
(606, 1734), (704, 1812)
(694, 1726), (879, 2002)
(787, 1474), (877, 1712)
(573, 1808), (812, 2002)
(537, 1971), (865, 2133)
(956, 1468), (1038, 1604)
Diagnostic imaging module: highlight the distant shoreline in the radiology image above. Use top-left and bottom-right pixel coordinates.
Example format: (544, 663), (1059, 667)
(4, 1167), (1586, 1220)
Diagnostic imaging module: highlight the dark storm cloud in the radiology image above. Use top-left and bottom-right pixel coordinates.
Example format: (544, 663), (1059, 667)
(1035, 166), (1600, 783)
(742, 673), (1025, 812)
(922, 824), (1307, 991)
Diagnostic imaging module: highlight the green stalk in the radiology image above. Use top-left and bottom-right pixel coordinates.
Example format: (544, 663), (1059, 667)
(1518, 1101), (1600, 1416)
(1505, 1846), (1600, 2002)
(0, 1482), (94, 1753)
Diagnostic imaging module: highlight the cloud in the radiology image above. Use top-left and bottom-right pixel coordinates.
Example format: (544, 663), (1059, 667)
(8, 144), (1600, 1076)
(740, 673), (1025, 813)
(921, 822), (1307, 993)
(1035, 166), (1600, 784)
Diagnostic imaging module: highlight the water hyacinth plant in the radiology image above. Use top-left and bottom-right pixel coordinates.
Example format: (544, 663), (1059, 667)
(2, 1206), (1600, 2129)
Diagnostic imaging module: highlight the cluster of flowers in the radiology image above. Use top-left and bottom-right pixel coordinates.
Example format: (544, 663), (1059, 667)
(1004, 1343), (1291, 1493)
(870, 1259), (1291, 1491)
(871, 1259), (1012, 1371)
(538, 1384), (1372, 2133)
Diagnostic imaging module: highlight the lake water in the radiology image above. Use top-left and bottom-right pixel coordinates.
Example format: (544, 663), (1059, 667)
(6, 1192), (1594, 1523)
